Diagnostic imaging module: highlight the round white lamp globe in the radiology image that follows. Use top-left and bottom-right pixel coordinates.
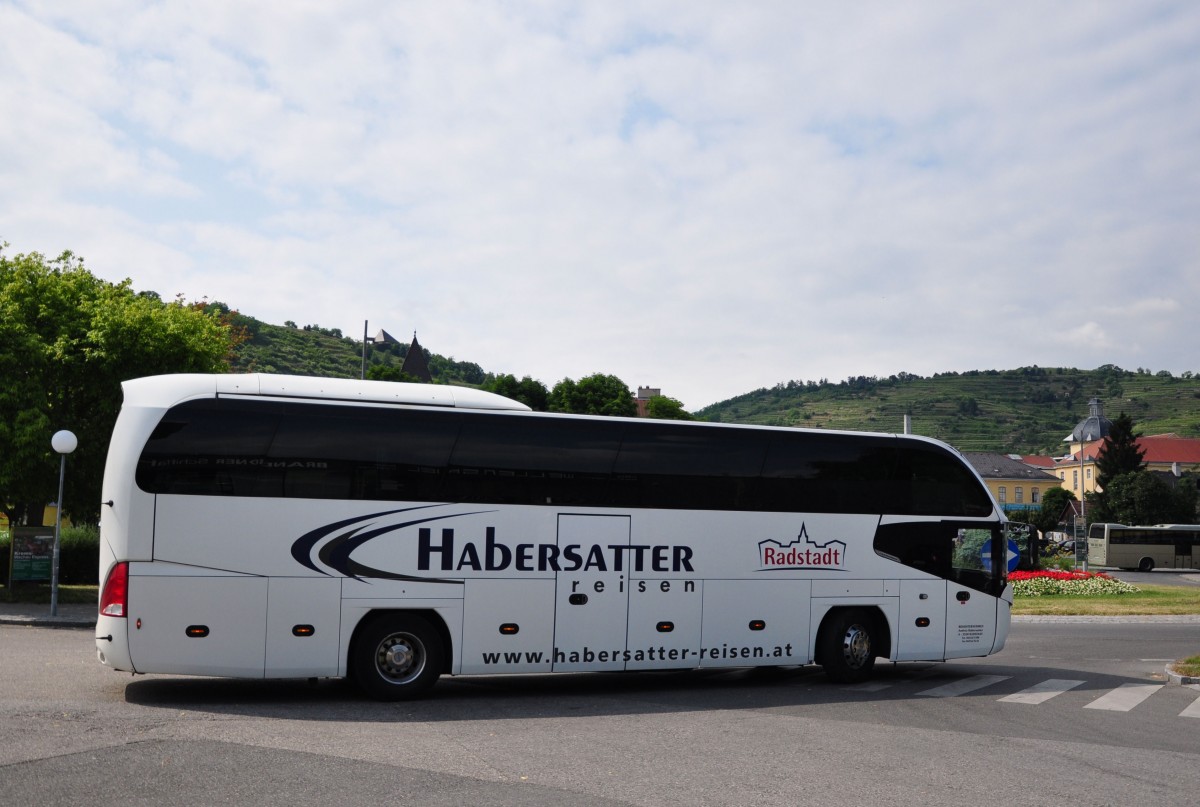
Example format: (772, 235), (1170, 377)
(52, 430), (78, 454)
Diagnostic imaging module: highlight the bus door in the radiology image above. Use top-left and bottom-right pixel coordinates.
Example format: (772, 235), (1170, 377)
(944, 527), (999, 658)
(553, 514), (631, 672)
(1177, 538), (1197, 570)
(896, 579), (946, 660)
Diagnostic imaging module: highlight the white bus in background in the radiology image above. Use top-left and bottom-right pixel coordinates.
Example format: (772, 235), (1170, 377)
(1087, 523), (1200, 571)
(95, 374), (1013, 700)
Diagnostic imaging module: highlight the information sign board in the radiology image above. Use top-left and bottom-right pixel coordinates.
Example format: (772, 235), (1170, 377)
(9, 527), (53, 583)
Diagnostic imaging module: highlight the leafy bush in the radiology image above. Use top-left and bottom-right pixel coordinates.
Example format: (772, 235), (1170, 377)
(58, 525), (100, 584)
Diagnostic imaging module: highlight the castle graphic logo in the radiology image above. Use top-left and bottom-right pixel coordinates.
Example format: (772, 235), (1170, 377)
(758, 524), (847, 571)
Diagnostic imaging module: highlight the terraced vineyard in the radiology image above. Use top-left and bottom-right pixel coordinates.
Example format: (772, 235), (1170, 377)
(224, 313), (1200, 455)
(695, 366), (1200, 454)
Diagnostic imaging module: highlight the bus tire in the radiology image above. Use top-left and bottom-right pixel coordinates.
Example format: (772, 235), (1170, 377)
(1138, 557), (1155, 572)
(350, 613), (444, 701)
(819, 609), (878, 684)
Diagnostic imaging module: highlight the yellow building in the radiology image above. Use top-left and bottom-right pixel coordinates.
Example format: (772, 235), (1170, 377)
(1053, 433), (1200, 500)
(963, 453), (1063, 515)
(1049, 398), (1200, 501)
(1057, 398), (1111, 500)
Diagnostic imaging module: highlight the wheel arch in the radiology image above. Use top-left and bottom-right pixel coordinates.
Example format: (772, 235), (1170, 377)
(813, 604), (893, 665)
(348, 608), (455, 676)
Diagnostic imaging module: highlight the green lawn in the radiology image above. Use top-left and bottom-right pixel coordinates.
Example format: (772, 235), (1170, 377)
(1, 584), (98, 605)
(1011, 583), (1200, 616)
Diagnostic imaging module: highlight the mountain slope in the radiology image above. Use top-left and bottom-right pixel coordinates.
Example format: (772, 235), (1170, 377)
(221, 312), (1199, 454)
(694, 366), (1200, 453)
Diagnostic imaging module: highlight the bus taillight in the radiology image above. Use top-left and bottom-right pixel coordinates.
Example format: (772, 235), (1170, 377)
(99, 562), (129, 618)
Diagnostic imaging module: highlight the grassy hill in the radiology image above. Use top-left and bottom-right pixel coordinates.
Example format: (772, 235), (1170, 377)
(695, 366), (1200, 453)
(226, 314), (487, 386)
(220, 312), (1200, 454)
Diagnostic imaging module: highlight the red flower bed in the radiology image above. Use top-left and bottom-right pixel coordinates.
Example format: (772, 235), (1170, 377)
(1009, 570), (1112, 582)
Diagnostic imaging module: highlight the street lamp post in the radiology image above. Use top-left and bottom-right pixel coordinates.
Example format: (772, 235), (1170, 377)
(361, 320), (377, 380)
(1078, 445), (1087, 571)
(50, 429), (77, 617)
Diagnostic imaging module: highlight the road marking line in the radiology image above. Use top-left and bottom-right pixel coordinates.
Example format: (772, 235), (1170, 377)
(842, 682), (893, 692)
(999, 678), (1085, 704)
(918, 674), (1010, 698)
(1084, 683), (1163, 712)
(1180, 692), (1200, 719)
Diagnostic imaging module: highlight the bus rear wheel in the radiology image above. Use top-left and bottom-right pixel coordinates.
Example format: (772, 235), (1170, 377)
(1138, 557), (1155, 572)
(351, 613), (444, 701)
(819, 609), (878, 684)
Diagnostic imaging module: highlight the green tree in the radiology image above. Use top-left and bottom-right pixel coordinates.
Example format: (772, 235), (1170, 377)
(1088, 471), (1197, 525)
(484, 374), (549, 411)
(1032, 486), (1076, 535)
(366, 365), (422, 383)
(549, 374), (636, 417)
(0, 247), (234, 526)
(1094, 412), (1145, 490)
(645, 395), (694, 420)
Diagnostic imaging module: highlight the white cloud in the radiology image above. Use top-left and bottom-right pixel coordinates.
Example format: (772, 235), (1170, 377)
(3, 1), (1199, 407)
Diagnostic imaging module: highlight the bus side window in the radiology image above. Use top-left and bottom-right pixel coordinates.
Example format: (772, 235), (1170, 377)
(760, 433), (897, 514)
(894, 445), (994, 517)
(875, 522), (1000, 594)
(873, 522), (952, 578)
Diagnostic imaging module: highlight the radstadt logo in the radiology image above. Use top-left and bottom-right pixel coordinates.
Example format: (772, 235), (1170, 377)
(758, 524), (847, 571)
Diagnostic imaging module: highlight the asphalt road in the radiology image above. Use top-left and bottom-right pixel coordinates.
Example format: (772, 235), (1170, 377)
(1, 619), (1198, 807)
(1104, 567), (1200, 588)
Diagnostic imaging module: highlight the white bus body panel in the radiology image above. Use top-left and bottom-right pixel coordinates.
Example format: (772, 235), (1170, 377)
(992, 584), (1013, 653)
(461, 579), (556, 674)
(103, 495), (1011, 680)
(553, 515), (632, 672)
(895, 580), (947, 661)
(265, 577), (342, 678)
(699, 580), (811, 668)
(126, 563), (267, 677)
(945, 580), (998, 658)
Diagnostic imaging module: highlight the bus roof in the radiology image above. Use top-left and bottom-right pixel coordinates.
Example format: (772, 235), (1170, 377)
(120, 373), (532, 412)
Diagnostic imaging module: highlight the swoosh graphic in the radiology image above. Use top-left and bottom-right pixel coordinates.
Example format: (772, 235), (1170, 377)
(291, 504), (494, 583)
(290, 505), (443, 573)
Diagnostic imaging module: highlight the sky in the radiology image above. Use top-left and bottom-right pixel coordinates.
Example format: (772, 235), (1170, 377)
(2, 1), (1198, 410)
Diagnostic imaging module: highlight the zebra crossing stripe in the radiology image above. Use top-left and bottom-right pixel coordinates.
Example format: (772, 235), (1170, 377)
(1180, 690), (1200, 719)
(999, 678), (1085, 704)
(918, 674), (1010, 698)
(1084, 683), (1163, 712)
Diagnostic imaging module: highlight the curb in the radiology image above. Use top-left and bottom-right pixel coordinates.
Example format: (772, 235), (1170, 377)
(0, 614), (94, 630)
(1166, 663), (1200, 686)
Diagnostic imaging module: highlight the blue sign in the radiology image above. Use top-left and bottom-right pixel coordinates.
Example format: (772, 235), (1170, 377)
(982, 539), (1021, 573)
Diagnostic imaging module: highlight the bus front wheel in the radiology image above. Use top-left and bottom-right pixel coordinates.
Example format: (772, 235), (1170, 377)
(351, 613), (444, 700)
(819, 609), (878, 684)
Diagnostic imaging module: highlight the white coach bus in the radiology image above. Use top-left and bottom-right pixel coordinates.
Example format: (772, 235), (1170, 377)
(95, 374), (1012, 700)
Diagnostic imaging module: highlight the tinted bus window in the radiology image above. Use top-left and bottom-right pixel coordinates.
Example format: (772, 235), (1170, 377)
(447, 414), (621, 506)
(761, 432), (897, 514)
(893, 443), (994, 517)
(269, 405), (459, 501)
(874, 521), (1003, 594)
(137, 399), (284, 497)
(612, 423), (768, 510)
(137, 399), (994, 518)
